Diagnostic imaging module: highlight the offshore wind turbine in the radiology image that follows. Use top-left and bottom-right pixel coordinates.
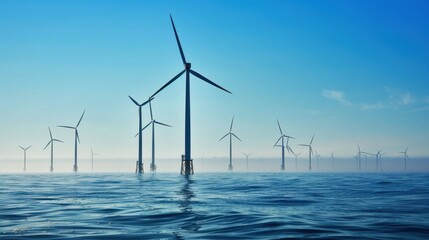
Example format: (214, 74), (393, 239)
(314, 150), (321, 170)
(376, 150), (386, 171)
(19, 145), (31, 172)
(355, 145), (364, 171)
(330, 152), (334, 170)
(219, 117), (241, 171)
(274, 120), (294, 171)
(58, 110), (85, 172)
(43, 127), (63, 172)
(293, 152), (301, 170)
(140, 100), (172, 172)
(151, 15), (231, 175)
(129, 96), (153, 174)
(90, 147), (99, 171)
(299, 135), (315, 171)
(399, 147), (409, 170)
(242, 152), (252, 170)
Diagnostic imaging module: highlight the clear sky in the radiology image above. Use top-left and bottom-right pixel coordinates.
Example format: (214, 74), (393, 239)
(1, 0), (428, 172)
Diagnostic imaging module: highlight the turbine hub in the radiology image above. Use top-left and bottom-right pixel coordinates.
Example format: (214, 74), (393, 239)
(185, 62), (191, 69)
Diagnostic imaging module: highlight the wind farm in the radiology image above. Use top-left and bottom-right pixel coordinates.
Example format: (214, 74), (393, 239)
(1, 2), (429, 239)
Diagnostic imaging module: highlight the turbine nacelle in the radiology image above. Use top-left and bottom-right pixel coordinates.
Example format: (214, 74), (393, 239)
(185, 62), (191, 69)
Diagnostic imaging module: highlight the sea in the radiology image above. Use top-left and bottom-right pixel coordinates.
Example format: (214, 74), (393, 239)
(1, 173), (428, 239)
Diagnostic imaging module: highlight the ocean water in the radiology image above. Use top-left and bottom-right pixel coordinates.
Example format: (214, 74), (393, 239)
(1, 173), (429, 239)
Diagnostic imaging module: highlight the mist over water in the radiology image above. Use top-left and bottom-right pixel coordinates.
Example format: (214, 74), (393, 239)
(1, 173), (429, 239)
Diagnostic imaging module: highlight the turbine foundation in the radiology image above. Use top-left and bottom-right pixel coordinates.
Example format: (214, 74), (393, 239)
(50, 166), (53, 172)
(150, 163), (157, 172)
(73, 165), (78, 172)
(135, 161), (144, 174)
(228, 164), (233, 171)
(180, 155), (194, 175)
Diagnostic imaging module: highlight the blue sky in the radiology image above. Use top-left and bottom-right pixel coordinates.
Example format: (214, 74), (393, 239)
(1, 0), (428, 171)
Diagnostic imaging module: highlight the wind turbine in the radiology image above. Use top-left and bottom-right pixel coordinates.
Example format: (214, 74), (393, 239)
(19, 145), (31, 172)
(151, 15), (231, 175)
(242, 152), (252, 170)
(43, 127), (63, 172)
(293, 152), (301, 170)
(355, 145), (364, 171)
(219, 117), (241, 171)
(299, 135), (314, 171)
(330, 152), (334, 170)
(274, 120), (294, 171)
(376, 150), (386, 172)
(58, 110), (85, 172)
(314, 150), (321, 170)
(129, 96), (153, 174)
(399, 147), (409, 171)
(90, 147), (99, 171)
(139, 100), (172, 172)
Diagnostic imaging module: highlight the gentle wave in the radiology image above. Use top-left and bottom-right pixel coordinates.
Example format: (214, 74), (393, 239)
(1, 173), (429, 239)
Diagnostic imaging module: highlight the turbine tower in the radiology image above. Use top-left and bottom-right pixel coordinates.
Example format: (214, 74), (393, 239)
(43, 127), (63, 172)
(129, 96), (153, 174)
(219, 117), (241, 171)
(314, 150), (321, 170)
(399, 147), (409, 171)
(140, 100), (172, 172)
(90, 147), (99, 171)
(58, 110), (85, 172)
(19, 145), (31, 172)
(299, 135), (314, 171)
(242, 152), (252, 170)
(274, 120), (294, 171)
(151, 15), (231, 175)
(330, 152), (334, 170)
(376, 150), (386, 172)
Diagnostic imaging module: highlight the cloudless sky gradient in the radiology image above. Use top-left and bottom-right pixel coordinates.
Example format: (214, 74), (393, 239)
(1, 0), (428, 171)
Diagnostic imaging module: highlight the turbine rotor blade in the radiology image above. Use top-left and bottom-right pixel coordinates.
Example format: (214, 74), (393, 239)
(218, 133), (229, 142)
(151, 70), (185, 97)
(129, 96), (139, 106)
(231, 133), (241, 142)
(310, 134), (315, 145)
(48, 127), (53, 140)
(149, 101), (153, 121)
(277, 119), (283, 135)
(43, 140), (52, 150)
(53, 139), (63, 143)
(230, 116), (234, 132)
(76, 110), (85, 128)
(169, 14), (187, 65)
(274, 136), (282, 147)
(76, 131), (80, 144)
(19, 146), (25, 150)
(58, 125), (75, 129)
(189, 69), (232, 94)
(154, 121), (172, 127)
(141, 97), (154, 107)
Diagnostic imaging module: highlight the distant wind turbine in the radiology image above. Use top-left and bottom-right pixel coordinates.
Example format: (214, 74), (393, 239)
(151, 15), (231, 175)
(43, 127), (63, 172)
(274, 120), (294, 171)
(293, 152), (301, 170)
(399, 147), (409, 171)
(58, 110), (85, 172)
(219, 117), (241, 171)
(299, 135), (315, 171)
(355, 145), (364, 171)
(139, 100), (172, 172)
(242, 152), (252, 170)
(129, 96), (153, 174)
(376, 150), (386, 172)
(90, 147), (99, 171)
(19, 145), (31, 172)
(314, 150), (321, 170)
(330, 152), (335, 170)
